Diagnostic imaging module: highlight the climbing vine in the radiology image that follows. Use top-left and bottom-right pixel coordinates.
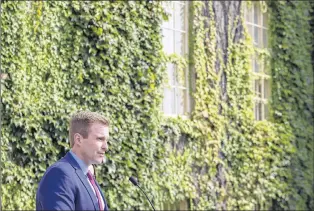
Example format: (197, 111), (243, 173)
(268, 1), (314, 210)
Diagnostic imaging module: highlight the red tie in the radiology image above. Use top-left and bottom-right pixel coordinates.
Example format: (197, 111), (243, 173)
(87, 170), (104, 211)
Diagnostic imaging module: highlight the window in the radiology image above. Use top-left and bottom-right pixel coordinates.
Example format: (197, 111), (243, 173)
(245, 3), (270, 120)
(161, 1), (190, 116)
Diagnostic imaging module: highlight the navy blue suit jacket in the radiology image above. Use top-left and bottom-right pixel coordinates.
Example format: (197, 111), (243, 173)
(36, 152), (109, 210)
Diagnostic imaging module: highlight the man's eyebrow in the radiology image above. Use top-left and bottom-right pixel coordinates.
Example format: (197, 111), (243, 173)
(97, 135), (109, 140)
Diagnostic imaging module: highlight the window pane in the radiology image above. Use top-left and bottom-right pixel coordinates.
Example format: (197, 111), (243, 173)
(251, 78), (255, 92)
(263, 29), (268, 48)
(246, 6), (253, 23)
(175, 67), (187, 87)
(167, 63), (175, 86)
(255, 79), (262, 97)
(163, 87), (176, 115)
(162, 29), (174, 54)
(255, 101), (262, 120)
(27, 1), (32, 10)
(255, 101), (259, 120)
(248, 25), (253, 39)
(177, 88), (186, 115)
(264, 103), (269, 119)
(251, 57), (255, 72)
(259, 28), (263, 47)
(263, 13), (268, 27)
(162, 2), (174, 29)
(254, 26), (259, 46)
(174, 2), (186, 31)
(254, 59), (259, 73)
(259, 102), (263, 120)
(264, 59), (270, 74)
(264, 79), (270, 99)
(175, 31), (185, 56)
(254, 4), (260, 25)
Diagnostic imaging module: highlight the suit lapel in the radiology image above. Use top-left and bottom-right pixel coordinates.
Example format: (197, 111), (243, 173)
(75, 169), (99, 210)
(64, 152), (99, 211)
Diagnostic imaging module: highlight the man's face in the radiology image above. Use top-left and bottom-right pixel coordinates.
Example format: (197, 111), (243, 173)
(80, 122), (109, 166)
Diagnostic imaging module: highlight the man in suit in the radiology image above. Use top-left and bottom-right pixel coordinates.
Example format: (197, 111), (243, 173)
(36, 111), (110, 210)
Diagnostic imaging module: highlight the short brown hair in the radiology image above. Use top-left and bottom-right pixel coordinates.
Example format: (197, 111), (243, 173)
(69, 111), (109, 147)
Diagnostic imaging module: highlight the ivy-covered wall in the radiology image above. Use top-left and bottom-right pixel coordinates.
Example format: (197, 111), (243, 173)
(1, 1), (165, 209)
(1, 1), (313, 210)
(268, 1), (314, 210)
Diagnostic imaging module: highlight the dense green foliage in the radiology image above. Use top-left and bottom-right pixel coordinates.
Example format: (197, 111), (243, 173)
(268, 1), (314, 209)
(1, 1), (165, 209)
(186, 2), (297, 210)
(1, 1), (313, 210)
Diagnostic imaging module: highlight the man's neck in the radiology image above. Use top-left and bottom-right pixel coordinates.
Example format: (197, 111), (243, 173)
(71, 148), (90, 167)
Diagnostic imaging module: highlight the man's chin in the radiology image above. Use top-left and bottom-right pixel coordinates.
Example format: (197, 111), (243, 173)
(94, 158), (104, 164)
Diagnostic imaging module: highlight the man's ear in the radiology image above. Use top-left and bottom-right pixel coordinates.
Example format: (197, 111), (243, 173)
(73, 133), (82, 146)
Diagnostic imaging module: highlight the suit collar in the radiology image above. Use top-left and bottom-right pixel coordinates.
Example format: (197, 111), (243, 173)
(63, 151), (81, 170)
(69, 150), (89, 175)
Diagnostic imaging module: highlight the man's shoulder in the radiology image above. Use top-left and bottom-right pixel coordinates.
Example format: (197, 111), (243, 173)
(50, 159), (72, 171)
(44, 154), (75, 177)
(36, 155), (77, 199)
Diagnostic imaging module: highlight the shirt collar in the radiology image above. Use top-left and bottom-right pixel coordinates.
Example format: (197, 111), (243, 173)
(69, 150), (89, 175)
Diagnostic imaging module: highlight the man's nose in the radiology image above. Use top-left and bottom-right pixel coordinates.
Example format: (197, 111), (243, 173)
(102, 141), (108, 152)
